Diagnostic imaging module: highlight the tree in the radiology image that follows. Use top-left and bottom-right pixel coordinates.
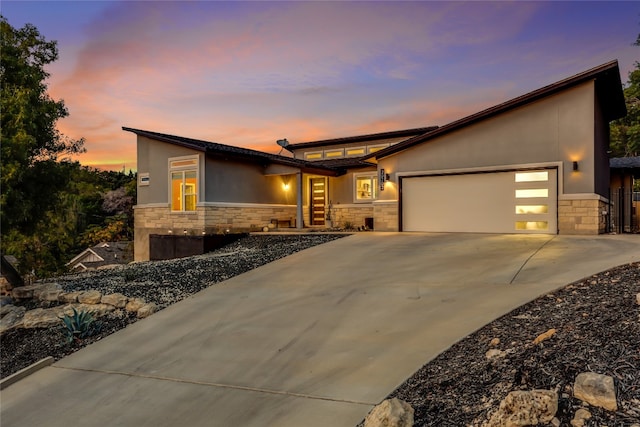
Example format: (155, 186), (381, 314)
(610, 32), (640, 157)
(0, 16), (84, 275)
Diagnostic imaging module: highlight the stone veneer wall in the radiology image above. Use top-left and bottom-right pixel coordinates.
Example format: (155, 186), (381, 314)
(373, 202), (399, 231)
(558, 198), (607, 235)
(134, 205), (296, 261)
(332, 205), (374, 228)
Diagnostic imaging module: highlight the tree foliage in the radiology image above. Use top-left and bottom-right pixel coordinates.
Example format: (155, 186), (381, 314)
(0, 17), (135, 277)
(609, 32), (640, 157)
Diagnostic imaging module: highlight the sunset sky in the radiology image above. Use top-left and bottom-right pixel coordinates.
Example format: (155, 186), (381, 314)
(3, 1), (639, 171)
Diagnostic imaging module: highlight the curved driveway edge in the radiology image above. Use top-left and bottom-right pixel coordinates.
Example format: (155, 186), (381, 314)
(2, 233), (639, 426)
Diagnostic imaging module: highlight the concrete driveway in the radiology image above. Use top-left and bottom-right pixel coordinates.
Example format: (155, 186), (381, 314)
(2, 233), (639, 426)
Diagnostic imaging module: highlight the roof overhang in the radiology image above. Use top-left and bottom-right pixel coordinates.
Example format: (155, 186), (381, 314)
(123, 127), (340, 176)
(285, 126), (438, 152)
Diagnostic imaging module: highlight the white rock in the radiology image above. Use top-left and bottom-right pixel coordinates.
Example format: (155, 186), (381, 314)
(484, 390), (558, 427)
(137, 303), (157, 319)
(125, 298), (146, 313)
(59, 291), (82, 303)
(570, 408), (591, 427)
(364, 398), (414, 427)
(78, 290), (102, 304)
(101, 293), (128, 308)
(573, 372), (617, 411)
(22, 307), (66, 329)
(0, 305), (26, 333)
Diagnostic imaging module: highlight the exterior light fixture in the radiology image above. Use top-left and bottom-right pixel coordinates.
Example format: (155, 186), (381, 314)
(183, 229), (187, 235)
(572, 161), (579, 171)
(283, 183), (290, 190)
(168, 230), (172, 234)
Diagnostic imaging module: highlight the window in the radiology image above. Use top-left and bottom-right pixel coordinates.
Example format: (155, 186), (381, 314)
(515, 221), (548, 231)
(515, 205), (548, 214)
(324, 148), (344, 158)
(515, 188), (548, 198)
(355, 174), (378, 201)
(304, 151), (322, 160)
(346, 147), (365, 157)
(515, 171), (548, 182)
(367, 144), (390, 154)
(170, 156), (198, 211)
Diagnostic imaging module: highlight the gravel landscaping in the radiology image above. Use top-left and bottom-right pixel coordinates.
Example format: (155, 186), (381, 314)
(385, 261), (640, 426)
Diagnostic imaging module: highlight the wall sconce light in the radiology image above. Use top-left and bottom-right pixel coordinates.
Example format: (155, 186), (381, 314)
(572, 161), (579, 172)
(168, 230), (172, 234)
(385, 173), (391, 181)
(283, 183), (290, 190)
(183, 229), (187, 235)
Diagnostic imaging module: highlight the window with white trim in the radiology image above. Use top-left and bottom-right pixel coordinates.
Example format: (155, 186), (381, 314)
(355, 173), (378, 201)
(169, 156), (199, 211)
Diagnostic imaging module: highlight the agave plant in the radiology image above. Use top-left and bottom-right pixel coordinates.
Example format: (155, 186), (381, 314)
(60, 308), (101, 343)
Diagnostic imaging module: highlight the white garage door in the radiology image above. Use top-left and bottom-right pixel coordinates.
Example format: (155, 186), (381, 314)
(401, 169), (557, 234)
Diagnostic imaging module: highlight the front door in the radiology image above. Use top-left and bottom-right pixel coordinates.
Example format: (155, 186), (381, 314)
(310, 178), (326, 225)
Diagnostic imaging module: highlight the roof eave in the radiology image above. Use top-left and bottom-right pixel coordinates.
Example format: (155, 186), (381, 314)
(286, 126), (439, 151)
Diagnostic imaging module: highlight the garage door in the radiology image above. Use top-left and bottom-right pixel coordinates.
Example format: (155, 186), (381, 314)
(401, 169), (557, 234)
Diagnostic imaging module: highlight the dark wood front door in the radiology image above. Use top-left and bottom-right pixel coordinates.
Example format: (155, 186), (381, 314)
(310, 178), (326, 225)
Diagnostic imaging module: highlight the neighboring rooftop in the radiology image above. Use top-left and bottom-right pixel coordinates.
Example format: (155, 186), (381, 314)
(67, 242), (133, 271)
(610, 156), (640, 169)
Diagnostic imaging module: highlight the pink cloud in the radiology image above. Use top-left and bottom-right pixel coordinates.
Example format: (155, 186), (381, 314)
(40, 1), (631, 173)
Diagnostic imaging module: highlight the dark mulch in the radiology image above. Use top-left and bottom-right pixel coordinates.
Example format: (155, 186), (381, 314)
(387, 262), (640, 426)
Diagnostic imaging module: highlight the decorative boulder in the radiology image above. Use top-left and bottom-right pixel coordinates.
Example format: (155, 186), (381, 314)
(0, 305), (26, 333)
(59, 291), (82, 303)
(137, 303), (157, 319)
(573, 372), (617, 411)
(484, 390), (558, 427)
(364, 398), (414, 427)
(125, 298), (146, 313)
(101, 293), (128, 308)
(78, 290), (102, 304)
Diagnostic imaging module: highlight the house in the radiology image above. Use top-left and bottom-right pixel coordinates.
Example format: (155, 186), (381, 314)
(126, 60), (626, 261)
(66, 242), (133, 272)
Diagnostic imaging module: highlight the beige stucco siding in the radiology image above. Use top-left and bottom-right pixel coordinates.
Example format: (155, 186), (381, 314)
(593, 90), (611, 197)
(378, 81), (597, 199)
(137, 136), (204, 206)
(204, 157), (297, 205)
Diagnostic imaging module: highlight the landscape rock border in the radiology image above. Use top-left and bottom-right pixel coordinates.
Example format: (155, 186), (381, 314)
(1, 283), (156, 334)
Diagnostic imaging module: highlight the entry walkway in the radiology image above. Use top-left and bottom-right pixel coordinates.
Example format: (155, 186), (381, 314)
(2, 233), (639, 426)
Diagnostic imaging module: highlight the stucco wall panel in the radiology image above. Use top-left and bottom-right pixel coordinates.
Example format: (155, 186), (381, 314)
(378, 82), (596, 198)
(205, 158), (296, 205)
(137, 137), (204, 205)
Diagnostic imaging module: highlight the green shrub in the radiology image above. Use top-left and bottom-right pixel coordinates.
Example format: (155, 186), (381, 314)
(60, 308), (101, 343)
